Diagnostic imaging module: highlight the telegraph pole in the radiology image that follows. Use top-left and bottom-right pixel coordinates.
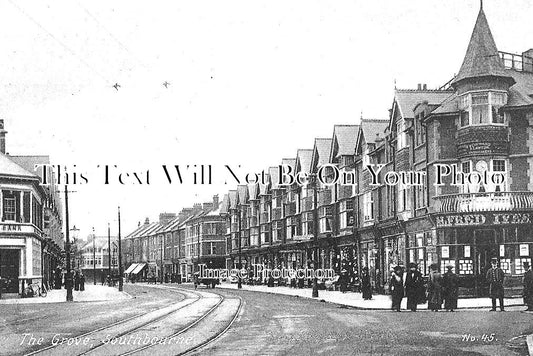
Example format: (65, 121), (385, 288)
(238, 205), (242, 289)
(64, 186), (73, 302)
(118, 206), (123, 292)
(312, 175), (319, 298)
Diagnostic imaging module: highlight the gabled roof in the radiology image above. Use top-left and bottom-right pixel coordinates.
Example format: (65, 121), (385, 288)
(0, 153), (38, 179)
(258, 172), (270, 196)
(296, 149), (313, 174)
(451, 6), (514, 86)
(392, 89), (453, 123)
(329, 125), (359, 161)
(269, 166), (280, 190)
(237, 185), (248, 205)
(311, 138), (332, 171)
(248, 183), (259, 200)
(219, 194), (230, 215)
(281, 158), (296, 172)
(228, 190), (238, 209)
(506, 69), (533, 107)
(360, 119), (388, 145)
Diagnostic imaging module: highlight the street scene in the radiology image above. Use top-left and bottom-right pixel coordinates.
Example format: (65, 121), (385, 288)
(1, 0), (533, 355)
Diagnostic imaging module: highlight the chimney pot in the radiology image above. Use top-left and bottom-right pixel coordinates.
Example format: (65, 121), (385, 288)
(417, 83), (422, 90)
(423, 84), (427, 90)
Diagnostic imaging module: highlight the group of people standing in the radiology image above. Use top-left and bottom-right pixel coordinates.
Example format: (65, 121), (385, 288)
(388, 258), (533, 312)
(389, 262), (459, 312)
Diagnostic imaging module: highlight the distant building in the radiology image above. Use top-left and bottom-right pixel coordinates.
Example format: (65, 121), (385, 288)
(79, 235), (118, 284)
(0, 119), (62, 296)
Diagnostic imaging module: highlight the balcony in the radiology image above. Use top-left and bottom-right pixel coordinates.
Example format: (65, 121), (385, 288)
(433, 192), (533, 213)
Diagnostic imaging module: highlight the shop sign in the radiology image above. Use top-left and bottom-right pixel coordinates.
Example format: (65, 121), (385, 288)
(441, 246), (449, 259)
(436, 213), (533, 227)
(520, 244), (530, 257)
(0, 223), (36, 234)
(464, 246), (471, 258)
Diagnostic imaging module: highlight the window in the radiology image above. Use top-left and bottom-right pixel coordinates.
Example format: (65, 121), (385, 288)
(398, 184), (407, 212)
(491, 159), (507, 192)
(363, 192), (373, 221)
(3, 197), (16, 221)
(459, 91), (507, 127)
(415, 114), (426, 146)
(397, 121), (407, 149)
(461, 161), (472, 193)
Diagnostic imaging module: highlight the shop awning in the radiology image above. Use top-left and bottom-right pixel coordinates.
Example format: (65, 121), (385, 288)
(124, 263), (138, 274)
(131, 263), (147, 275)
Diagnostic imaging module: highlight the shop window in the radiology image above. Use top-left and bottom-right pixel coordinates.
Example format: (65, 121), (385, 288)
(515, 258), (532, 275)
(440, 260), (454, 274)
(500, 258), (512, 274)
(458, 259), (473, 275)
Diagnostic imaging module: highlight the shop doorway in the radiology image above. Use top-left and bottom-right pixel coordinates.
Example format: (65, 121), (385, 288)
(0, 249), (20, 294)
(475, 230), (497, 296)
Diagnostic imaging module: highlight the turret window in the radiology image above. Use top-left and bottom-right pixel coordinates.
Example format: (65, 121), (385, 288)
(458, 91), (507, 127)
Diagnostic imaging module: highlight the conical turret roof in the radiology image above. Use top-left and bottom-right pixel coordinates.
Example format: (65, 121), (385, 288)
(452, 5), (514, 86)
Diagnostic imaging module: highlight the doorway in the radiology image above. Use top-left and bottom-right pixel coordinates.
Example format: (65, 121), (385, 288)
(475, 230), (496, 296)
(0, 249), (20, 294)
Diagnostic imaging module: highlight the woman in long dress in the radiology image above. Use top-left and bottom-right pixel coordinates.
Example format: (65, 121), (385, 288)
(443, 265), (459, 312)
(361, 267), (372, 300)
(389, 266), (404, 312)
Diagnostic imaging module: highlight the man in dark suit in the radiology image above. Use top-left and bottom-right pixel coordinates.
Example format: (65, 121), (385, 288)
(523, 261), (533, 311)
(486, 258), (505, 311)
(404, 262), (424, 312)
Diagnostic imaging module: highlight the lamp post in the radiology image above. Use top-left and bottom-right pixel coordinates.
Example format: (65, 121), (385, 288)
(160, 235), (164, 284)
(107, 223), (111, 285)
(312, 174), (319, 298)
(92, 227), (96, 285)
(237, 206), (242, 289)
(64, 186), (73, 302)
(118, 206), (123, 292)
(70, 225), (80, 270)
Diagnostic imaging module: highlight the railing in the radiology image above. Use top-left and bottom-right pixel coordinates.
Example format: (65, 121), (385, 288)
(499, 51), (533, 72)
(433, 192), (533, 213)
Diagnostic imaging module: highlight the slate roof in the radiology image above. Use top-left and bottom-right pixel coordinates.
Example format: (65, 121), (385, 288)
(296, 149), (313, 174)
(506, 69), (533, 107)
(330, 125), (358, 160)
(451, 6), (514, 86)
(0, 153), (38, 179)
(281, 158), (296, 172)
(394, 90), (453, 119)
(311, 138), (333, 170)
(228, 190), (238, 209)
(360, 119), (388, 145)
(219, 194), (230, 214)
(237, 185), (248, 205)
(8, 155), (49, 176)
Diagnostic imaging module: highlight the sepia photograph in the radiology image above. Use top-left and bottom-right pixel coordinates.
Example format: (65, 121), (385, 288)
(0, 0), (532, 355)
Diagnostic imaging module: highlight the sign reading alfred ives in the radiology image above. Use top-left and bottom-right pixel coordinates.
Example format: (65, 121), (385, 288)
(435, 213), (533, 227)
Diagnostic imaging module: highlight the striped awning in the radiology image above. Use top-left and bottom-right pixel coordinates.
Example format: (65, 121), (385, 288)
(124, 263), (139, 274)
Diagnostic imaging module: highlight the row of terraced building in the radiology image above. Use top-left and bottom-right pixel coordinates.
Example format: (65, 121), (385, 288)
(124, 5), (533, 296)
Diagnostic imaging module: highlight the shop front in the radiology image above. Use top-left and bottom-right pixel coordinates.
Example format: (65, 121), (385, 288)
(430, 211), (533, 297)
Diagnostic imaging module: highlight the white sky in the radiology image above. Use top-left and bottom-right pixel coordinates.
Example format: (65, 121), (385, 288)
(1, 0), (532, 239)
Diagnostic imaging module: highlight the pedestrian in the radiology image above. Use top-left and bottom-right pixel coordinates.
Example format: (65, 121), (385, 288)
(522, 261), (533, 311)
(442, 265), (459, 312)
(361, 267), (372, 300)
(486, 258), (505, 311)
(55, 267), (62, 289)
(404, 262), (424, 312)
(389, 266), (404, 312)
(74, 270), (80, 291)
(80, 272), (85, 291)
(340, 268), (348, 293)
(193, 272), (199, 290)
(427, 264), (443, 311)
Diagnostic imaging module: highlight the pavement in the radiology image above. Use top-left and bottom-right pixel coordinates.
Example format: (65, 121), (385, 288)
(215, 282), (525, 310)
(0, 284), (130, 304)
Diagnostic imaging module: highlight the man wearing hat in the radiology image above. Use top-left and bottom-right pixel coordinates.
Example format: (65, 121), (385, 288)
(523, 261), (533, 311)
(404, 262), (424, 312)
(486, 258), (505, 311)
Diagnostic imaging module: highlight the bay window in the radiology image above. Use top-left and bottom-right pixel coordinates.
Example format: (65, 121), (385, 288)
(459, 91), (507, 127)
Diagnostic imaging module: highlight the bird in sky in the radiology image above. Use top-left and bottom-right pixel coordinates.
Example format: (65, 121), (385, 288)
(163, 81), (170, 88)
(113, 83), (121, 91)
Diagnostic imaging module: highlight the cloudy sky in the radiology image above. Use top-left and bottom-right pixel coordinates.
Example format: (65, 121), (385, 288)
(1, 0), (532, 239)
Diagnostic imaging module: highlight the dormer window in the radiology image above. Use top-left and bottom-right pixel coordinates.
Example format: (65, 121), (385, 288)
(458, 91), (507, 127)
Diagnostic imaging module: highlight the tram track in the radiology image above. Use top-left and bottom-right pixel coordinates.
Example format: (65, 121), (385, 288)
(23, 284), (242, 356)
(23, 287), (199, 356)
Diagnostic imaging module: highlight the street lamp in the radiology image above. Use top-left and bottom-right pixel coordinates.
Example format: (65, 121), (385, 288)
(70, 226), (80, 270)
(107, 223), (111, 285)
(237, 206), (242, 289)
(311, 174), (319, 298)
(64, 186), (73, 302)
(118, 206), (123, 292)
(92, 227), (96, 285)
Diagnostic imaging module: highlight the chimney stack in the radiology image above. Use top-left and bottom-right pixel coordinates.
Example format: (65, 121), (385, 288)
(523, 49), (533, 72)
(213, 194), (219, 208)
(423, 84), (427, 90)
(417, 83), (422, 90)
(144, 217), (150, 225)
(0, 119), (7, 154)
